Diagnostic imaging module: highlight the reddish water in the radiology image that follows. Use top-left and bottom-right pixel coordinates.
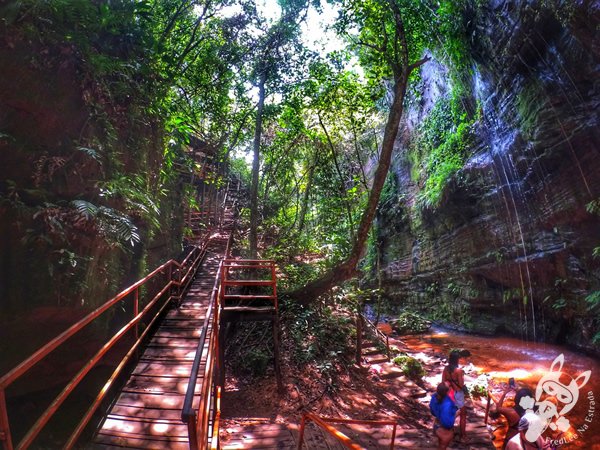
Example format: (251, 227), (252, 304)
(401, 328), (600, 449)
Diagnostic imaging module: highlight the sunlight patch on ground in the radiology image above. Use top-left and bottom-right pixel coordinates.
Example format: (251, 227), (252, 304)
(103, 418), (135, 433)
(151, 423), (170, 434)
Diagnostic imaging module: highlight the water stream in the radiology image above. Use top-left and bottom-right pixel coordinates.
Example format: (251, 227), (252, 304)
(400, 326), (600, 449)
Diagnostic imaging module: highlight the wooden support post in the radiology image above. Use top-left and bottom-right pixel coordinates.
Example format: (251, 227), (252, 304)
(273, 314), (283, 395)
(0, 389), (13, 450)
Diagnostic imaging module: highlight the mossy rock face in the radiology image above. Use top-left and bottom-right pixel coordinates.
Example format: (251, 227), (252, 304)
(372, 0), (600, 351)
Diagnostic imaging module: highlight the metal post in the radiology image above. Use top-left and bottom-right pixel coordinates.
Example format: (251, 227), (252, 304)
(133, 288), (139, 340)
(186, 412), (199, 450)
(296, 415), (307, 450)
(0, 389), (14, 450)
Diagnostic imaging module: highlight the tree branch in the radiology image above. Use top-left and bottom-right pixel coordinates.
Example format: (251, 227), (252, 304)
(408, 56), (431, 74)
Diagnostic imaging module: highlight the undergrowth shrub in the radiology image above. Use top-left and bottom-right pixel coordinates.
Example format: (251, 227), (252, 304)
(392, 354), (425, 380)
(282, 295), (355, 373)
(392, 311), (431, 334)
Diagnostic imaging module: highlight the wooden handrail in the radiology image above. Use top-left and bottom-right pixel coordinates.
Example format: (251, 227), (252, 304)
(297, 413), (398, 450)
(181, 260), (222, 450)
(0, 238), (209, 450)
(181, 224), (235, 450)
(360, 314), (391, 362)
(220, 259), (277, 309)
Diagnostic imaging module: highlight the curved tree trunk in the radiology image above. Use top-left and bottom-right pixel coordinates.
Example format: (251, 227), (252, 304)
(287, 73), (409, 303)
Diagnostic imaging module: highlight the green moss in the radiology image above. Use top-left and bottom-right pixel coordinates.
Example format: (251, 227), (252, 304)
(392, 354), (425, 380)
(515, 82), (546, 140)
(409, 86), (476, 209)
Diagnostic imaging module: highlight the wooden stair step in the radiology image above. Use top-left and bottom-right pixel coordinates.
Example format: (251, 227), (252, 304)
(362, 347), (383, 356)
(222, 280), (274, 286)
(222, 294), (276, 300)
(364, 355), (389, 364)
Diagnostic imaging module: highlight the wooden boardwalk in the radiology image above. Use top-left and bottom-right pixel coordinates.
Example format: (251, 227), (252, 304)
(92, 229), (231, 449)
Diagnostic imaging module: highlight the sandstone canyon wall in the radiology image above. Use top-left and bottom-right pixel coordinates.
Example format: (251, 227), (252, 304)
(375, 0), (600, 352)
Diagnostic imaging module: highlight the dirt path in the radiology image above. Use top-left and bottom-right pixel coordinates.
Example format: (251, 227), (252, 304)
(218, 332), (495, 449)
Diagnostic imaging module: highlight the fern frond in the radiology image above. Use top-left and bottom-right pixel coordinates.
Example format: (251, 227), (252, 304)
(71, 200), (99, 219)
(76, 147), (102, 163)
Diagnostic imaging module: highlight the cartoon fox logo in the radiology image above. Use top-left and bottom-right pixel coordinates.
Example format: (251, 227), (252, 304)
(519, 354), (591, 442)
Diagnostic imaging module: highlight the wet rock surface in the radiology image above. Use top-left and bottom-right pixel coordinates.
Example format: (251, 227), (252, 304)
(377, 1), (600, 352)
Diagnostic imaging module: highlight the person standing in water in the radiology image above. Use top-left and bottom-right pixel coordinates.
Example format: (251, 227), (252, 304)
(430, 383), (458, 450)
(442, 349), (467, 442)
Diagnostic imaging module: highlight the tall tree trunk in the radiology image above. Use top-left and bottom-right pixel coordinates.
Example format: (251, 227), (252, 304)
(288, 73), (409, 302)
(298, 152), (316, 233)
(249, 71), (267, 258)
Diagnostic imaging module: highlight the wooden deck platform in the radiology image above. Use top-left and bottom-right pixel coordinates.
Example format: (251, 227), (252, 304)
(91, 230), (231, 449)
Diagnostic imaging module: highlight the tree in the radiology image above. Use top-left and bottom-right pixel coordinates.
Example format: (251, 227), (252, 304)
(288, 0), (432, 302)
(247, 0), (312, 258)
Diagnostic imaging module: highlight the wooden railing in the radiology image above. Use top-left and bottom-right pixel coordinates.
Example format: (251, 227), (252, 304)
(220, 259), (277, 308)
(297, 413), (398, 450)
(363, 314), (391, 361)
(0, 240), (210, 450)
(181, 228), (235, 450)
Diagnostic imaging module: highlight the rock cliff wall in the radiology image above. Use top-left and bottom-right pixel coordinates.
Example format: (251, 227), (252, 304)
(376, 0), (600, 352)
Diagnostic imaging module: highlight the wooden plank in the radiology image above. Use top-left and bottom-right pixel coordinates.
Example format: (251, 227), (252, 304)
(222, 306), (276, 313)
(121, 374), (202, 396)
(132, 360), (198, 377)
(145, 337), (200, 347)
(107, 405), (185, 422)
(91, 219), (233, 449)
(223, 280), (274, 286)
(222, 295), (276, 300)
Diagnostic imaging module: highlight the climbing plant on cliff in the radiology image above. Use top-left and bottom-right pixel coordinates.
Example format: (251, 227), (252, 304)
(411, 87), (477, 208)
(586, 199), (600, 345)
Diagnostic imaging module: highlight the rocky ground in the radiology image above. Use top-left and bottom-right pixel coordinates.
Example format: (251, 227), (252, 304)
(219, 330), (499, 449)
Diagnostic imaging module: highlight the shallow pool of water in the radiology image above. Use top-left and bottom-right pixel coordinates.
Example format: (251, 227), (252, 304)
(399, 327), (599, 449)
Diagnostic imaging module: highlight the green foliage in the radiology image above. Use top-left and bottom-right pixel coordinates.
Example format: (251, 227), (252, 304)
(71, 200), (140, 247)
(392, 311), (431, 334)
(586, 199), (600, 344)
(433, 1), (472, 71)
(392, 354), (425, 380)
(237, 348), (271, 377)
(100, 175), (161, 230)
(412, 93), (476, 208)
(465, 376), (489, 399)
(283, 297), (354, 367)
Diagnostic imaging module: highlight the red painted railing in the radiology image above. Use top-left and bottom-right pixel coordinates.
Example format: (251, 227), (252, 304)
(220, 259), (277, 308)
(181, 228), (235, 450)
(0, 240), (210, 450)
(297, 413), (398, 450)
